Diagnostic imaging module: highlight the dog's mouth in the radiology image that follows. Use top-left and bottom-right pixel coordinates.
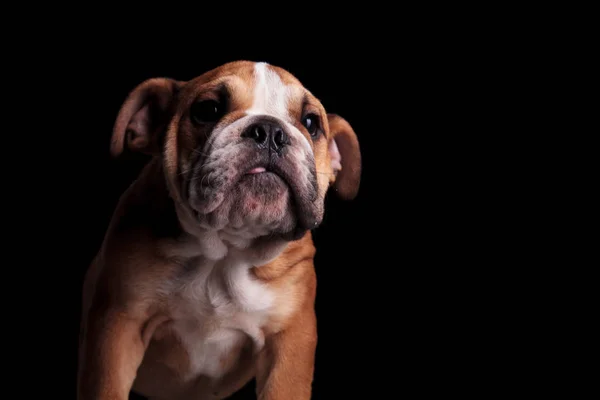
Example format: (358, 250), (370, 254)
(187, 157), (292, 212)
(236, 162), (292, 201)
(246, 167), (266, 174)
(241, 164), (290, 185)
(184, 145), (320, 239)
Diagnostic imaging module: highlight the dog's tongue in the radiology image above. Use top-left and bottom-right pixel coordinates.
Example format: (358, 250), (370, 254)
(247, 167), (266, 174)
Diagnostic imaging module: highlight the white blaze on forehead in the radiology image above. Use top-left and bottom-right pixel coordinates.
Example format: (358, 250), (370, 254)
(247, 62), (291, 119)
(247, 62), (313, 154)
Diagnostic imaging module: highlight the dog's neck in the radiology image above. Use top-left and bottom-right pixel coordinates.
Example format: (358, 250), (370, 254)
(131, 158), (291, 266)
(169, 214), (289, 265)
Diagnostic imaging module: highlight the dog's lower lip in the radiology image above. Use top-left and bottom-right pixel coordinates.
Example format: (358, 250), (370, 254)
(247, 167), (266, 174)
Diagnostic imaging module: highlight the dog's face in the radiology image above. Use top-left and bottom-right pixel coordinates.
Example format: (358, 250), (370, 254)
(111, 61), (361, 242)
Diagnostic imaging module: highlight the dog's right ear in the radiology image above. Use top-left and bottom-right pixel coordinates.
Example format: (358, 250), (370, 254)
(110, 78), (184, 157)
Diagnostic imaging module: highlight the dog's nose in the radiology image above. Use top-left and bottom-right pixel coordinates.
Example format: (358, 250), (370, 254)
(242, 121), (289, 152)
(271, 129), (288, 152)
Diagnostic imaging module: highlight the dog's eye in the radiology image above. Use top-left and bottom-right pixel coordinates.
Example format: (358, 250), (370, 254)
(302, 114), (320, 137)
(190, 100), (224, 124)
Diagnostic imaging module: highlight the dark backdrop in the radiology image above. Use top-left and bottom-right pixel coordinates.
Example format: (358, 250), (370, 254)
(16, 28), (501, 399)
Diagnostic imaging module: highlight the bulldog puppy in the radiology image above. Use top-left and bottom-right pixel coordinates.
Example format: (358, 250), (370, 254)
(78, 61), (361, 400)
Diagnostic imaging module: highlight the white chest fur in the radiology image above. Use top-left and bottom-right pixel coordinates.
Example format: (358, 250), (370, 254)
(167, 253), (273, 379)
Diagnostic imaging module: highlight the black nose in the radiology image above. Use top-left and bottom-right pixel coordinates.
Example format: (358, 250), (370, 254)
(242, 121), (289, 152)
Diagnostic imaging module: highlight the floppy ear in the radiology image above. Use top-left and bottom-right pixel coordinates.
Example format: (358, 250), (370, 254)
(110, 78), (183, 157)
(327, 114), (362, 200)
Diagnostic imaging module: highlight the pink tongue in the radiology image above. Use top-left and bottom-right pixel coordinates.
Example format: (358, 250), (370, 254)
(247, 167), (266, 174)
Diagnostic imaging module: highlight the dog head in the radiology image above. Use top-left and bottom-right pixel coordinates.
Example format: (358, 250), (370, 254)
(111, 61), (361, 246)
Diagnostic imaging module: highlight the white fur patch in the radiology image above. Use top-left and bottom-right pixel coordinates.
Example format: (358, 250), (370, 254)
(248, 62), (313, 155)
(169, 253), (273, 380)
(247, 62), (291, 120)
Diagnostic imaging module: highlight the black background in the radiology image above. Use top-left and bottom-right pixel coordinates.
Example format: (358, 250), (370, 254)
(11, 20), (512, 399)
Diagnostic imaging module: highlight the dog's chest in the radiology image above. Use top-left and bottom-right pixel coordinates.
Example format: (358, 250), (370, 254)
(165, 255), (273, 379)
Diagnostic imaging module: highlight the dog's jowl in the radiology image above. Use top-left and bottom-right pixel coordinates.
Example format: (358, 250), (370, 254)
(78, 61), (361, 400)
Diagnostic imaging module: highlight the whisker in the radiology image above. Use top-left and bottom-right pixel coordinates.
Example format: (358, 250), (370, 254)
(199, 173), (209, 193)
(189, 148), (209, 157)
(206, 171), (215, 193)
(178, 151), (214, 177)
(178, 168), (191, 177)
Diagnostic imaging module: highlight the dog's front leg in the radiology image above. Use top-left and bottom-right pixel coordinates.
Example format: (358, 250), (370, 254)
(255, 310), (318, 400)
(78, 308), (146, 400)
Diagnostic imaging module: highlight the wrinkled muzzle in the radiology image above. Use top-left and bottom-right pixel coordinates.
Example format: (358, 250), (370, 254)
(186, 115), (322, 240)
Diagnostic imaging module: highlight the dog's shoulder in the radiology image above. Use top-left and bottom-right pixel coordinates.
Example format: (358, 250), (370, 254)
(251, 234), (318, 333)
(83, 159), (184, 313)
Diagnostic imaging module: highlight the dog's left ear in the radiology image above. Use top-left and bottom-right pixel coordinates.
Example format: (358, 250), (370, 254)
(327, 114), (362, 200)
(110, 78), (184, 157)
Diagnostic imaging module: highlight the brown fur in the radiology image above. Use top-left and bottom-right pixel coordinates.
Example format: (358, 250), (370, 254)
(78, 61), (361, 400)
